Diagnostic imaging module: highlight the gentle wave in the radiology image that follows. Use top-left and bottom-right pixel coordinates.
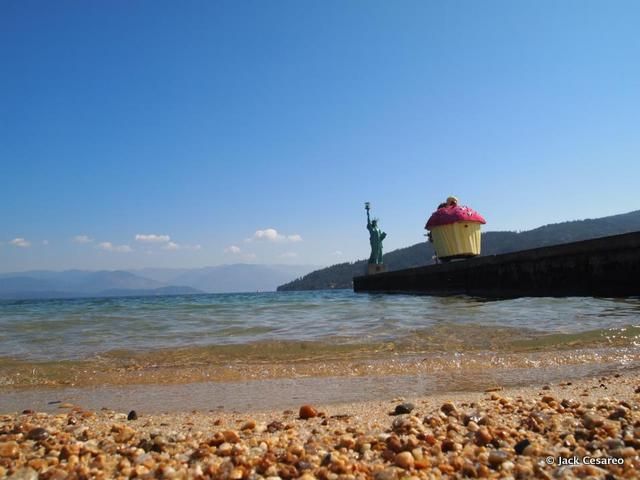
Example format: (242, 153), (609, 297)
(1, 291), (640, 363)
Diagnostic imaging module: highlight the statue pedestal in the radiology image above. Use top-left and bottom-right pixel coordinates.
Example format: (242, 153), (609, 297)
(367, 264), (387, 275)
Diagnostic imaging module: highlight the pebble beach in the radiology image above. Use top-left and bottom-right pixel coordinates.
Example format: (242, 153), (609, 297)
(2, 372), (640, 479)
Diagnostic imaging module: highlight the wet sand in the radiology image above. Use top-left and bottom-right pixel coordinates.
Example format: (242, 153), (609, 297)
(2, 372), (640, 479)
(3, 344), (639, 389)
(2, 360), (638, 416)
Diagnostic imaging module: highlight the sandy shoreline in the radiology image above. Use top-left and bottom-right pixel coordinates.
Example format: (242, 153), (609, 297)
(2, 356), (637, 415)
(2, 372), (639, 478)
(3, 344), (639, 389)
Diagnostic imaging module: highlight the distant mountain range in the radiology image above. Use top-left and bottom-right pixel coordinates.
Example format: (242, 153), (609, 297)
(135, 264), (317, 293)
(277, 209), (640, 291)
(0, 264), (317, 300)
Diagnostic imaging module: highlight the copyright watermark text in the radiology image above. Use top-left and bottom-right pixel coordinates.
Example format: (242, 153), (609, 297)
(546, 456), (624, 466)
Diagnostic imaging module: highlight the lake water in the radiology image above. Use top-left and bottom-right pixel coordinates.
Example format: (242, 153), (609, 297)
(1, 290), (639, 363)
(2, 290), (640, 411)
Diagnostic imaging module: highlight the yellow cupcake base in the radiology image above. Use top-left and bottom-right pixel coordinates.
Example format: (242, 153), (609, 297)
(431, 222), (482, 259)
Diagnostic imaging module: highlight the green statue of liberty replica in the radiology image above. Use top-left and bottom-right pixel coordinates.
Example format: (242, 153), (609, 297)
(365, 202), (387, 274)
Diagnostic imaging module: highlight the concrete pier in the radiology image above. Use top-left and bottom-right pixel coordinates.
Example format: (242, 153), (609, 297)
(353, 231), (640, 298)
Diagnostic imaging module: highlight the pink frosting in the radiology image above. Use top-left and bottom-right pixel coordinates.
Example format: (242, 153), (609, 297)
(425, 205), (486, 229)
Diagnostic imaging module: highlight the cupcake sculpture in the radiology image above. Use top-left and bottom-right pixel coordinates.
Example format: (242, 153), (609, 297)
(425, 197), (486, 261)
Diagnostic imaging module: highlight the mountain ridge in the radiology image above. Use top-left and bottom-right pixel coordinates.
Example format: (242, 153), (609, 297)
(0, 264), (319, 300)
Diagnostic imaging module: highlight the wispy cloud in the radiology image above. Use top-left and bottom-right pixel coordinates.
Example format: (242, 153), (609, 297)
(224, 245), (242, 254)
(280, 252), (298, 258)
(10, 238), (31, 248)
(42, 240), (49, 246)
(135, 234), (170, 243)
(163, 241), (180, 251)
(224, 244), (254, 260)
(248, 228), (303, 243)
(331, 250), (343, 256)
(162, 242), (201, 251)
(73, 235), (93, 244)
(97, 242), (132, 253)
(251, 228), (280, 241)
(132, 233), (201, 252)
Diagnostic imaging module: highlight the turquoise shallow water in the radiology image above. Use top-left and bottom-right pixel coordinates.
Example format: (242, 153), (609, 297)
(1, 290), (640, 362)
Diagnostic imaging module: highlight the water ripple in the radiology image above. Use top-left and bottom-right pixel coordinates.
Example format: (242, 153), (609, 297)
(1, 291), (640, 361)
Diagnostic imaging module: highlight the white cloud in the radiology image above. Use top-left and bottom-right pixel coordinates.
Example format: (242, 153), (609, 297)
(162, 242), (201, 251)
(163, 241), (180, 251)
(126, 233), (201, 252)
(97, 242), (132, 253)
(332, 250), (343, 256)
(224, 245), (254, 260)
(249, 228), (303, 243)
(280, 252), (298, 258)
(225, 245), (242, 254)
(135, 234), (171, 243)
(73, 235), (93, 244)
(252, 228), (280, 241)
(42, 240), (49, 246)
(10, 238), (31, 248)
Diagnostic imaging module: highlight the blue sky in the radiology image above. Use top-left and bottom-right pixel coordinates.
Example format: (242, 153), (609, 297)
(2, 0), (639, 272)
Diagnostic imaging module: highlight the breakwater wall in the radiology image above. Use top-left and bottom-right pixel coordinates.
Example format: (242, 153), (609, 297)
(353, 231), (640, 298)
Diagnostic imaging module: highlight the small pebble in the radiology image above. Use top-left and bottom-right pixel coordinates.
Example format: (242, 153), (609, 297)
(0, 441), (20, 459)
(582, 412), (605, 429)
(222, 430), (240, 443)
(266, 420), (284, 432)
(475, 427), (492, 446)
(463, 412), (482, 425)
(393, 403), (415, 415)
(514, 438), (530, 455)
(26, 427), (49, 441)
(6, 468), (37, 480)
(620, 446), (637, 458)
(374, 469), (397, 480)
(394, 451), (414, 469)
(299, 405), (318, 419)
(608, 406), (629, 420)
(488, 450), (508, 467)
(561, 398), (580, 409)
(241, 419), (256, 431)
(441, 439), (458, 452)
(440, 402), (458, 417)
